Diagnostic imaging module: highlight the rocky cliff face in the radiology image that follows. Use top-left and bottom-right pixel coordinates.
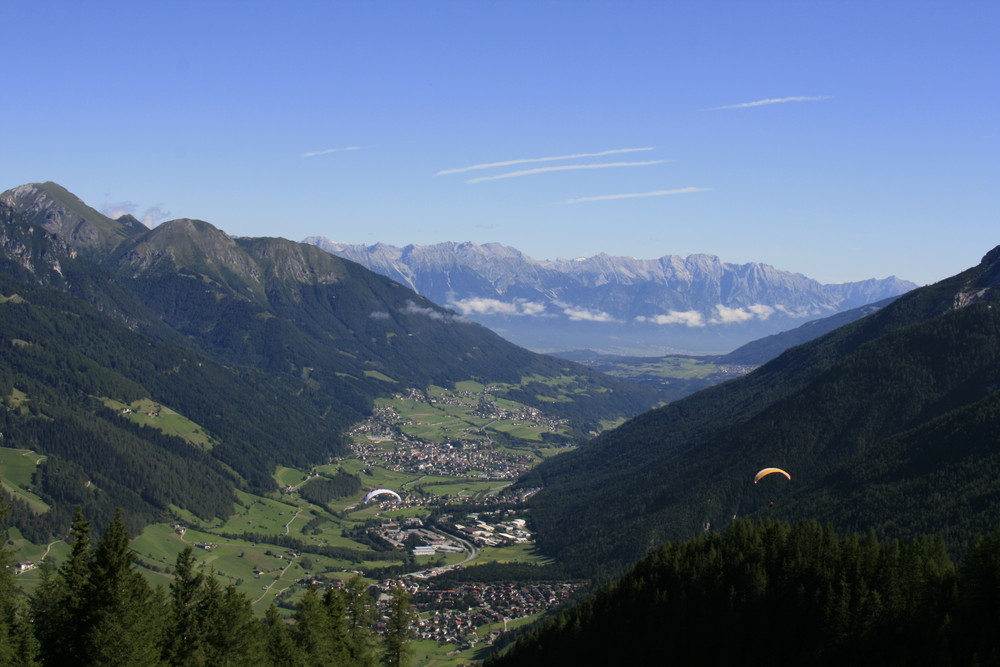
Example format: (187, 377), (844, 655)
(952, 246), (1000, 308)
(306, 238), (917, 355)
(0, 182), (146, 253)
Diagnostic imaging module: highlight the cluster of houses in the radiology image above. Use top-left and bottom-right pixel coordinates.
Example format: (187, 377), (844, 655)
(400, 581), (581, 648)
(350, 435), (533, 480)
(470, 396), (566, 432)
(347, 385), (566, 480)
(120, 404), (161, 418)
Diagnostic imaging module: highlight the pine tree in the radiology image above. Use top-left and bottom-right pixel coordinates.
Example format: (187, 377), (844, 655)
(165, 545), (207, 665)
(0, 500), (39, 666)
(382, 585), (416, 667)
(31, 505), (92, 664)
(341, 576), (379, 667)
(263, 603), (302, 666)
(197, 576), (265, 665)
(293, 586), (346, 665)
(82, 508), (166, 666)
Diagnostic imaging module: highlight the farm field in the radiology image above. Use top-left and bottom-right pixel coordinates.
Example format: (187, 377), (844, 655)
(3, 375), (592, 660)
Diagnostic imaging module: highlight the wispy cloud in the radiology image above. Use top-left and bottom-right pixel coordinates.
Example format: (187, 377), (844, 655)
(302, 146), (361, 158)
(100, 201), (171, 227)
(710, 304), (756, 324)
(710, 95), (831, 110)
(636, 303), (781, 327)
(449, 297), (547, 317)
(399, 300), (465, 322)
(466, 161), (666, 184)
(562, 186), (709, 204)
(636, 311), (706, 327)
(562, 305), (616, 323)
(436, 148), (654, 176)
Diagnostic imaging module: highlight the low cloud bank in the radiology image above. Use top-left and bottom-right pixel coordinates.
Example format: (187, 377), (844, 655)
(448, 297), (547, 317)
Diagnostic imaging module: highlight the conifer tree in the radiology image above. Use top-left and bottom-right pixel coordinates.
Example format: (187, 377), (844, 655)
(263, 603), (302, 666)
(83, 508), (166, 666)
(165, 545), (206, 664)
(320, 585), (352, 660)
(197, 575), (265, 665)
(341, 576), (378, 666)
(0, 501), (38, 666)
(293, 586), (346, 665)
(382, 585), (416, 667)
(31, 505), (92, 664)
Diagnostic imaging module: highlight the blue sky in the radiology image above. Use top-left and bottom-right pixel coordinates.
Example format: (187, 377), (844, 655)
(3, 1), (997, 285)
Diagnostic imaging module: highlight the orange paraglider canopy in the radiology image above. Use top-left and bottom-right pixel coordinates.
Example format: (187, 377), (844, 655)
(753, 467), (791, 484)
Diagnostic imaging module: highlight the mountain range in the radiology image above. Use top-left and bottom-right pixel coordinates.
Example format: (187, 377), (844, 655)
(0, 182), (665, 538)
(306, 238), (917, 355)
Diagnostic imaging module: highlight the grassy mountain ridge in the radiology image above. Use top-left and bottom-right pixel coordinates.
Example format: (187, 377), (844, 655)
(522, 248), (1000, 577)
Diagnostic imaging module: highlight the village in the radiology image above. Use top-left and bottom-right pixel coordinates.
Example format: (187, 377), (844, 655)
(351, 435), (534, 480)
(375, 579), (581, 650)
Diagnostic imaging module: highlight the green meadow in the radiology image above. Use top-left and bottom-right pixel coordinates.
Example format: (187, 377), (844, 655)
(475, 542), (553, 566)
(0, 448), (49, 514)
(373, 381), (575, 449)
(100, 397), (218, 449)
(589, 354), (727, 381)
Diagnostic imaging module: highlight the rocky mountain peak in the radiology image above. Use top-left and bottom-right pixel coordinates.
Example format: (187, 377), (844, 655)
(0, 182), (145, 252)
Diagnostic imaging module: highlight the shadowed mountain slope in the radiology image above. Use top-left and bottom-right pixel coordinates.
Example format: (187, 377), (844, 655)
(520, 247), (1000, 577)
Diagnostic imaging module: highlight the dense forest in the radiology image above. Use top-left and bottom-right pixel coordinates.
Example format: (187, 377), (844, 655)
(0, 507), (418, 666)
(5, 512), (998, 665)
(488, 519), (1000, 666)
(0, 272), (352, 539)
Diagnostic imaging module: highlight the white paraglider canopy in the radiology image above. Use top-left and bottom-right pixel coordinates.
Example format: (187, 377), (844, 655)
(363, 488), (402, 503)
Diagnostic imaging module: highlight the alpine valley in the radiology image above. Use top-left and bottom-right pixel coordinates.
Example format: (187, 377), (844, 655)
(2, 181), (999, 665)
(0, 182), (665, 540)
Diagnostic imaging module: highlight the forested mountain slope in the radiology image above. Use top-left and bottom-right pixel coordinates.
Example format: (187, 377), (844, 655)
(488, 520), (999, 666)
(0, 270), (352, 539)
(0, 182), (666, 541)
(521, 247), (1000, 577)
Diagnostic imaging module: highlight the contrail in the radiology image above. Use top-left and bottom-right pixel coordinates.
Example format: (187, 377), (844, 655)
(437, 147), (655, 176)
(562, 186), (709, 204)
(710, 95), (831, 110)
(466, 160), (666, 184)
(302, 146), (361, 157)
